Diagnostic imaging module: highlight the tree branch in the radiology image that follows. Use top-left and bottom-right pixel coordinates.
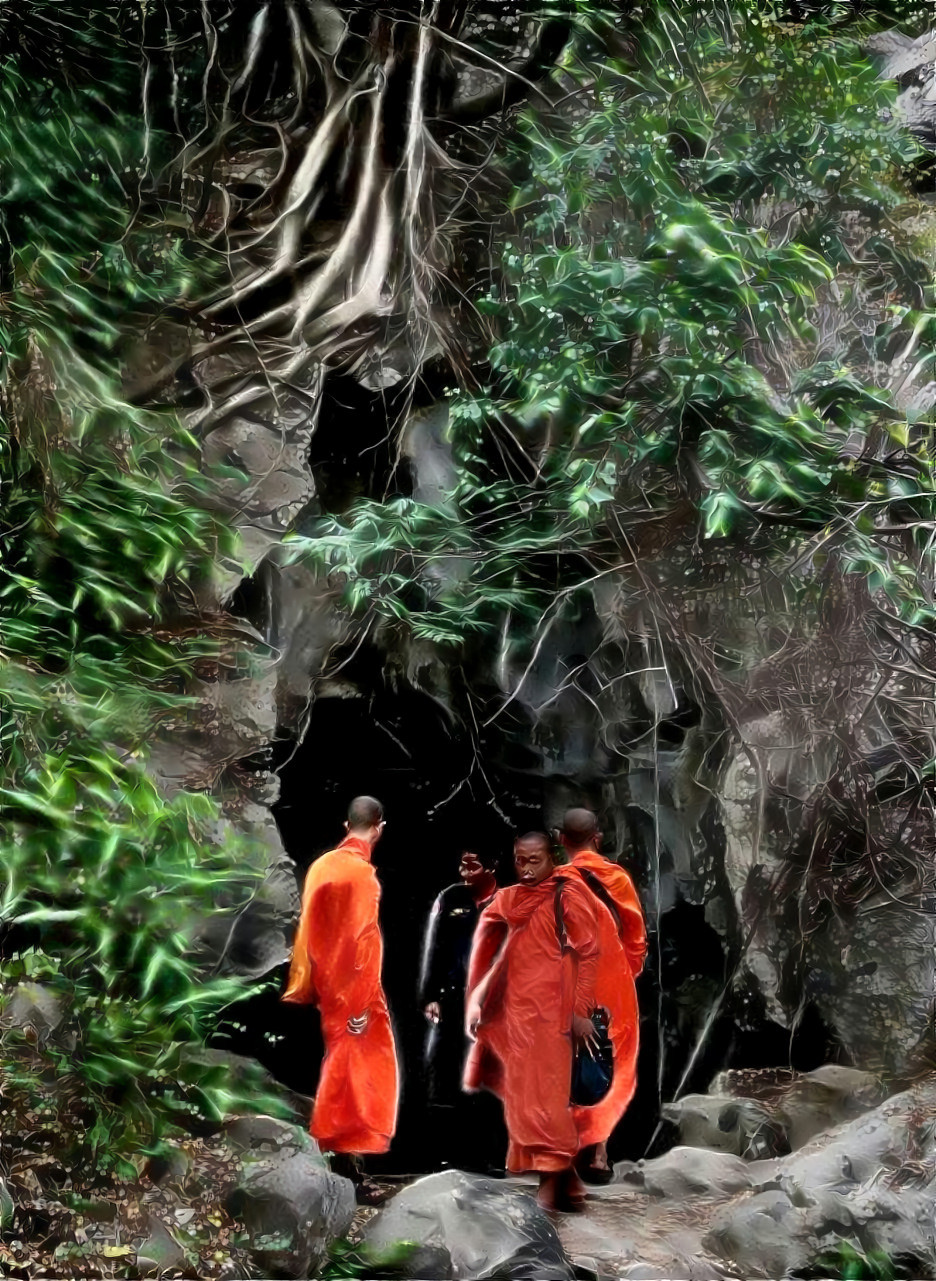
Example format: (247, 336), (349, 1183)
(439, 17), (569, 124)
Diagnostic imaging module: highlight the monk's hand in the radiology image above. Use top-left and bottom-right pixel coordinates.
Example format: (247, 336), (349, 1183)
(424, 1002), (441, 1025)
(572, 1013), (599, 1058)
(465, 997), (482, 1041)
(346, 1010), (370, 1035)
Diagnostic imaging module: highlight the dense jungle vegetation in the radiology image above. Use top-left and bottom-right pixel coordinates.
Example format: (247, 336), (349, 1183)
(1, 0), (934, 1188)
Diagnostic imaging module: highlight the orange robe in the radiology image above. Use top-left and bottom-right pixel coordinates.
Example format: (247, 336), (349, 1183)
(463, 867), (600, 1173)
(569, 850), (646, 1148)
(282, 835), (399, 1154)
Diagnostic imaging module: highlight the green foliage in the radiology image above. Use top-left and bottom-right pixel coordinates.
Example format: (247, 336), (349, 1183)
(811, 1240), (898, 1281)
(320, 1239), (419, 1280)
(285, 0), (936, 644)
(0, 14), (278, 1165)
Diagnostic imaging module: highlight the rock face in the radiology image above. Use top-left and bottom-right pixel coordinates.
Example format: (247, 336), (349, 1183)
(551, 1073), (936, 1280)
(223, 1116), (355, 1279)
(704, 1076), (936, 1280)
(664, 1065), (887, 1161)
(154, 16), (936, 1108)
(365, 1170), (575, 1281)
(627, 1147), (754, 1200)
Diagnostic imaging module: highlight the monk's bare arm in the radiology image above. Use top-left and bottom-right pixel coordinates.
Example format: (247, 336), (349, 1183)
(465, 899), (508, 1038)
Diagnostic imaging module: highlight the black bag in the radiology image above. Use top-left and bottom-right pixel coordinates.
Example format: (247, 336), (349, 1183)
(554, 881), (614, 1107)
(571, 1006), (614, 1107)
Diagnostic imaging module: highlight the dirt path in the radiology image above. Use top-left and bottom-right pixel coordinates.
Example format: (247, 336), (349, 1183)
(542, 1180), (742, 1279)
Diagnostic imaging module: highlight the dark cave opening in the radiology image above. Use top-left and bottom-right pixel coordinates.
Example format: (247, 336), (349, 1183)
(214, 646), (546, 1172)
(305, 373), (416, 514)
(214, 646), (842, 1171)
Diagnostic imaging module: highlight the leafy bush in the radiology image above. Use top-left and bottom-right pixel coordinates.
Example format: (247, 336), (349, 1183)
(806, 1240), (898, 1281)
(282, 0), (936, 644)
(320, 1239), (419, 1280)
(0, 14), (282, 1170)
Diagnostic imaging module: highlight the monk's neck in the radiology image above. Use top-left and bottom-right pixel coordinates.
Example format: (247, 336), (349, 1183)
(340, 833), (373, 861)
(570, 847), (599, 862)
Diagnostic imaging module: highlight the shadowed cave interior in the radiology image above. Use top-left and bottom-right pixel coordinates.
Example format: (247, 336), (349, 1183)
(213, 640), (839, 1174)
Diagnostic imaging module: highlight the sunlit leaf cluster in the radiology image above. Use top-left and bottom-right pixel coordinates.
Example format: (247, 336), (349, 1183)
(292, 0), (936, 642)
(0, 23), (279, 1163)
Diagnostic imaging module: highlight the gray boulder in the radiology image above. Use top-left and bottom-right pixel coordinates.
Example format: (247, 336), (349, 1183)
(638, 1147), (753, 1200)
(365, 1170), (575, 1280)
(704, 1188), (816, 1279)
(765, 1083), (932, 1196)
(705, 1077), (936, 1279)
(662, 1093), (787, 1159)
(698, 1064), (886, 1154)
(224, 1115), (354, 1278)
(774, 1066), (886, 1150)
(2, 982), (72, 1049)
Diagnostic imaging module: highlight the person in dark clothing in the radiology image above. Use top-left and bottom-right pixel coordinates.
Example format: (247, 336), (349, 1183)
(419, 849), (505, 1170)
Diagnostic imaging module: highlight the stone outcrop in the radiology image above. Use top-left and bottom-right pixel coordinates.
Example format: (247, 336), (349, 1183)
(663, 1065), (887, 1160)
(365, 1170), (575, 1281)
(550, 1072), (936, 1280)
(148, 16), (936, 1095)
(705, 1076), (936, 1279)
(223, 1115), (355, 1279)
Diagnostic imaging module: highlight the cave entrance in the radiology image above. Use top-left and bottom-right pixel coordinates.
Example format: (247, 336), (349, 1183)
(216, 641), (841, 1173)
(262, 655), (544, 1173)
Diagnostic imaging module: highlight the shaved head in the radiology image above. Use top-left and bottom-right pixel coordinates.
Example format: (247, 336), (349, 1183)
(561, 808), (599, 848)
(347, 795), (384, 831)
(516, 831), (553, 856)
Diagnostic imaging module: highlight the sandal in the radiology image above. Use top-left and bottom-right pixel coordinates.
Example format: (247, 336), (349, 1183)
(577, 1144), (614, 1185)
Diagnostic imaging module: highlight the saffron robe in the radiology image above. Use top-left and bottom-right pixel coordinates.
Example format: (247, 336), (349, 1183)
(463, 868), (600, 1173)
(282, 834), (399, 1154)
(569, 850), (646, 1147)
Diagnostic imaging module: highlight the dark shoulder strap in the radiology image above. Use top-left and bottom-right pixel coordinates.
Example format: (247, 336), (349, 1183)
(554, 879), (569, 952)
(579, 867), (625, 943)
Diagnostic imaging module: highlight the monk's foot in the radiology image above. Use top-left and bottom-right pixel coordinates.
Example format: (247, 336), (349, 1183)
(538, 1169), (586, 1215)
(561, 1166), (587, 1211)
(536, 1172), (562, 1214)
(327, 1152), (361, 1178)
(577, 1143), (614, 1185)
(330, 1154), (391, 1205)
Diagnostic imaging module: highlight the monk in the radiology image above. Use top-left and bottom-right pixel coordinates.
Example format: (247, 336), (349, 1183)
(464, 832), (602, 1213)
(282, 796), (398, 1203)
(560, 807), (646, 1184)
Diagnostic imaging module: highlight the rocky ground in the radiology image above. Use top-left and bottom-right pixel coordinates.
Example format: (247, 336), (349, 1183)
(360, 1067), (936, 1281)
(1, 1059), (934, 1279)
